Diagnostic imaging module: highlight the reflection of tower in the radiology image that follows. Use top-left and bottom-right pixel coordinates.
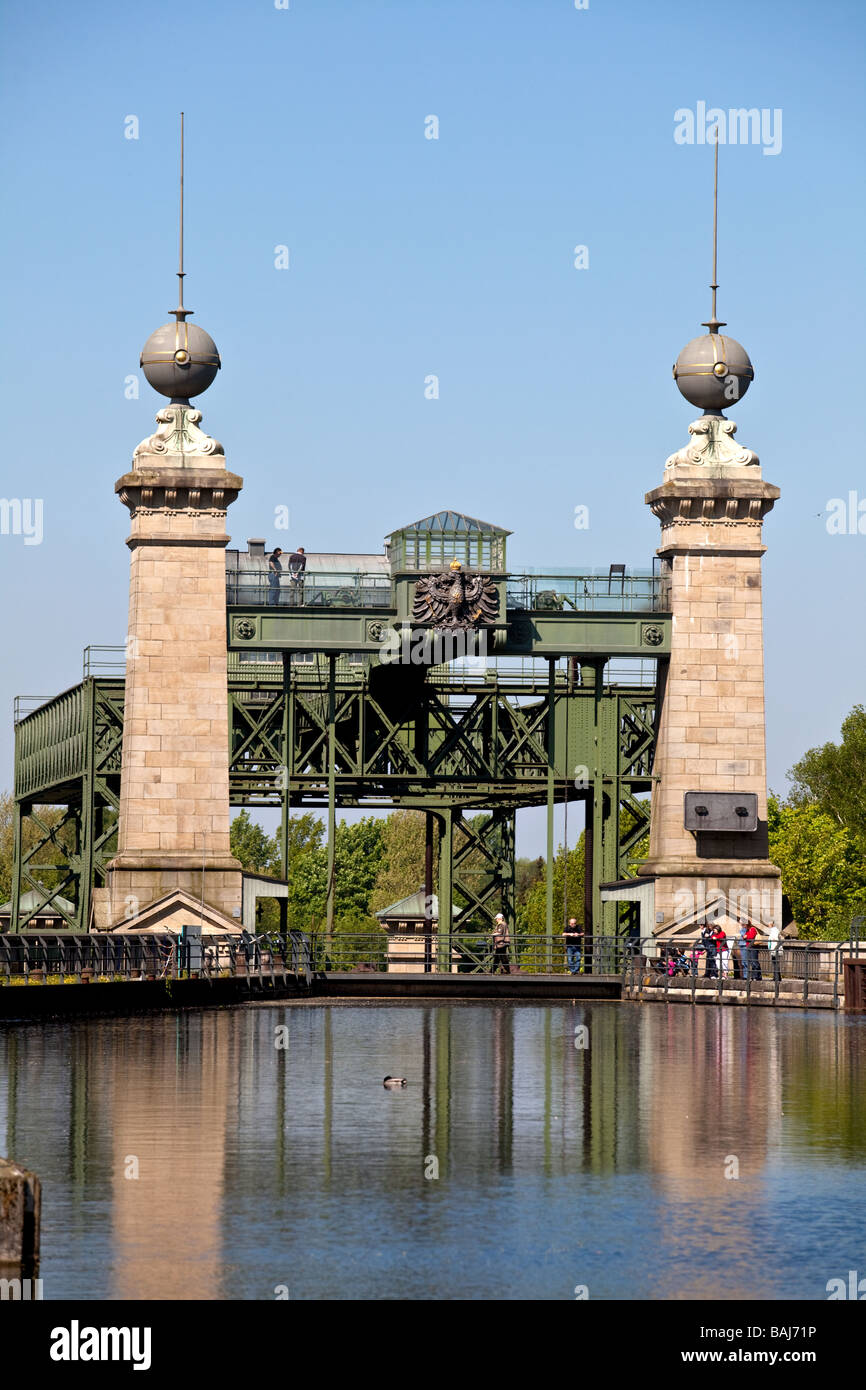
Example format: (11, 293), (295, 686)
(103, 116), (243, 927)
(640, 141), (781, 933)
(110, 1014), (232, 1298)
(640, 1006), (779, 1299)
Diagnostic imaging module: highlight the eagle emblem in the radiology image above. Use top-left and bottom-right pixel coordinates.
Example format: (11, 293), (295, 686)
(413, 560), (499, 629)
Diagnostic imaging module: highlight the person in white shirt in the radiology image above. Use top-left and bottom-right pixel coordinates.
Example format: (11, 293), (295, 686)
(767, 922), (783, 983)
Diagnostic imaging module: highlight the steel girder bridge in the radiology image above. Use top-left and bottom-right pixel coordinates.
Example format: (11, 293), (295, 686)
(9, 512), (669, 955)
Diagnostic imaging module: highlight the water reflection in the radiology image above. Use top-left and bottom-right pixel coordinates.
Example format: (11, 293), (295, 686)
(0, 1004), (863, 1300)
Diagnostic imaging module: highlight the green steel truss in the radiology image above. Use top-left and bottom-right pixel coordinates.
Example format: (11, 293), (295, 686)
(11, 658), (657, 936)
(12, 678), (124, 932)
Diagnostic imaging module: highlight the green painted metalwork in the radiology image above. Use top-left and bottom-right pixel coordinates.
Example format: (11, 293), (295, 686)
(12, 513), (664, 937)
(11, 658), (655, 938)
(11, 677), (124, 932)
(226, 605), (670, 658)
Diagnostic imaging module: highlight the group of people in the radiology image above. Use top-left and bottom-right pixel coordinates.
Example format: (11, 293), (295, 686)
(490, 914), (782, 981)
(693, 920), (783, 981)
(267, 546), (307, 606)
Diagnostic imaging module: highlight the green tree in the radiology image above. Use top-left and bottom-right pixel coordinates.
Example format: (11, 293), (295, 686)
(231, 809), (327, 932)
(333, 817), (387, 916)
(767, 793), (866, 940)
(327, 908), (388, 971)
(0, 792), (14, 904)
(230, 809), (279, 874)
(369, 810), (431, 912)
(287, 845), (326, 931)
(518, 835), (586, 967)
(287, 816), (387, 933)
(515, 855), (545, 905)
(285, 811), (325, 866)
(787, 705), (866, 844)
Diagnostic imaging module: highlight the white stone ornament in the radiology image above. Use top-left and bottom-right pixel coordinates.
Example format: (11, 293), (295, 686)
(665, 414), (758, 471)
(134, 403), (224, 461)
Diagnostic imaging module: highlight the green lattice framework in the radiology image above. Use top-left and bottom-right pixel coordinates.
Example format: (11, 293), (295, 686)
(10, 657), (657, 937)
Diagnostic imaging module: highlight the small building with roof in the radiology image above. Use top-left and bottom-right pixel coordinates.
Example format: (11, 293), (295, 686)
(374, 889), (460, 973)
(0, 888), (78, 934)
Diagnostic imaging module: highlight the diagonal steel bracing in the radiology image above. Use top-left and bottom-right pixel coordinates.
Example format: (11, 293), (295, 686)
(12, 665), (658, 936)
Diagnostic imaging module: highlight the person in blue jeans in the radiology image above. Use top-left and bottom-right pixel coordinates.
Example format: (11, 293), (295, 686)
(267, 547), (283, 606)
(563, 918), (583, 974)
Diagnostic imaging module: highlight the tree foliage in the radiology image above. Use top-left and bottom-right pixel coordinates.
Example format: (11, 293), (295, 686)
(229, 809), (279, 876)
(369, 810), (431, 912)
(283, 816), (387, 932)
(768, 793), (866, 940)
(519, 834), (585, 935)
(770, 704), (866, 939)
(787, 704), (866, 842)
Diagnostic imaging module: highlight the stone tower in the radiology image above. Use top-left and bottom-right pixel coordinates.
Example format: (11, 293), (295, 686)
(639, 322), (782, 934)
(105, 406), (244, 926)
(101, 161), (244, 930)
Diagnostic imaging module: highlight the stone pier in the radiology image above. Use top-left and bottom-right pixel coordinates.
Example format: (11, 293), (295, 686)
(101, 404), (244, 928)
(640, 412), (782, 931)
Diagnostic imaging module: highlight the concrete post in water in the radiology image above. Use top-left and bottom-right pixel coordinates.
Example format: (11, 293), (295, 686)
(0, 1157), (41, 1267)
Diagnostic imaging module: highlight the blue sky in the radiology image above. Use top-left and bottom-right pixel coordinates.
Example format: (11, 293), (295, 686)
(0, 0), (863, 854)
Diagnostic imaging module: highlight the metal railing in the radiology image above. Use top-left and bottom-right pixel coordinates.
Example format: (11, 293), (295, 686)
(82, 646), (127, 678)
(227, 572), (392, 609)
(4, 931), (859, 1006)
(0, 931), (312, 988)
(621, 937), (866, 1008)
(298, 932), (865, 1003)
(426, 658), (660, 688)
(226, 569), (665, 614)
(13, 696), (57, 724)
(307, 931), (636, 976)
(506, 570), (661, 614)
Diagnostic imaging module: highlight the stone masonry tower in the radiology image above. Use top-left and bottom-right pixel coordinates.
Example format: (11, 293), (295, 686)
(103, 142), (244, 929)
(639, 254), (782, 933)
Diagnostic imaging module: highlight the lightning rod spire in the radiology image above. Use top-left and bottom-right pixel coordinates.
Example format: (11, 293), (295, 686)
(173, 112), (191, 322)
(702, 128), (725, 333)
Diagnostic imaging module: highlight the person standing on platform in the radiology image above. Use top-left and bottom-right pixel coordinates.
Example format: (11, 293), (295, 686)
(768, 922), (783, 983)
(700, 921), (717, 978)
(563, 917), (583, 975)
(744, 920), (762, 980)
(713, 922), (729, 978)
(267, 547), (283, 606)
(737, 920), (750, 979)
(288, 546), (307, 606)
(491, 914), (511, 974)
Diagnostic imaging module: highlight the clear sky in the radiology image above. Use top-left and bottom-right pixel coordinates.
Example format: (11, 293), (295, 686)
(0, 0), (863, 856)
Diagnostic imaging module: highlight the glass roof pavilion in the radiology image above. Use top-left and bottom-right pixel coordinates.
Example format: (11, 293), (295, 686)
(385, 511), (510, 573)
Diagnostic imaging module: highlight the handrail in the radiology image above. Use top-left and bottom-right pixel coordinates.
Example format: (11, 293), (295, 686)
(0, 930), (313, 988)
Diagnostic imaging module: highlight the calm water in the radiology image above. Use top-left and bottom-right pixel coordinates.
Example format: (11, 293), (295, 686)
(1, 1002), (864, 1300)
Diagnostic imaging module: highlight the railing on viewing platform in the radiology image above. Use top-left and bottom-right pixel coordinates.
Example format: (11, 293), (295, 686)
(506, 568), (661, 614)
(226, 567), (663, 613)
(226, 572), (392, 608)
